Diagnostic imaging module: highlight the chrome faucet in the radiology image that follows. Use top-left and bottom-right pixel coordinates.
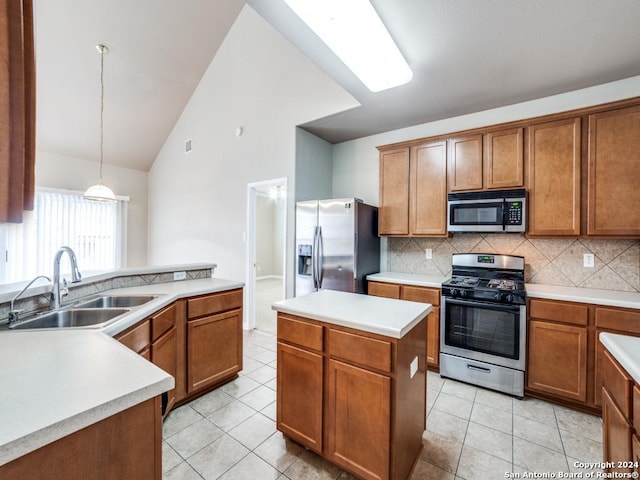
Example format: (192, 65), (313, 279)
(52, 246), (82, 309)
(7, 275), (52, 324)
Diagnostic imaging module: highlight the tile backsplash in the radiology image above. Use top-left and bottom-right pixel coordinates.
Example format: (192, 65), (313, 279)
(387, 235), (640, 292)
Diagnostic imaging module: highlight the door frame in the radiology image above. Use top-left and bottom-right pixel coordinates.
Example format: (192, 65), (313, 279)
(245, 177), (288, 330)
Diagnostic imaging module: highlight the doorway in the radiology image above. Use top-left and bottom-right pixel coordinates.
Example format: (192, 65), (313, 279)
(246, 178), (287, 333)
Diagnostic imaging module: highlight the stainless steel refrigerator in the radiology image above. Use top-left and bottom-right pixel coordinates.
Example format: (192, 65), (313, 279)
(295, 198), (380, 296)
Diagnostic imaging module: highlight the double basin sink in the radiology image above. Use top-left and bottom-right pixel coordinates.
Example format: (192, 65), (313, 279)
(9, 295), (158, 330)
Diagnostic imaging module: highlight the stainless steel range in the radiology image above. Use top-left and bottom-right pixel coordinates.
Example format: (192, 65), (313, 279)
(440, 253), (526, 398)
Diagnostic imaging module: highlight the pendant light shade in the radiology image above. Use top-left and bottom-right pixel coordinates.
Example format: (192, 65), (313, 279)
(84, 44), (116, 202)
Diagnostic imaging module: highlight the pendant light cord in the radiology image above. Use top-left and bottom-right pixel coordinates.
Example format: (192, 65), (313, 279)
(99, 45), (105, 183)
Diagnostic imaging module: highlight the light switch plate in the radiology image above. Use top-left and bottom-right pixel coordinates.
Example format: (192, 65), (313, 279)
(425, 248), (432, 260)
(173, 271), (187, 280)
(583, 253), (595, 268)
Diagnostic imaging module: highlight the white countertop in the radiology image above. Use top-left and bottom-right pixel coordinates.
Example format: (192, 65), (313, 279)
(272, 290), (432, 339)
(0, 275), (243, 466)
(367, 271), (640, 310)
(0, 330), (173, 466)
(367, 272), (447, 289)
(600, 332), (640, 384)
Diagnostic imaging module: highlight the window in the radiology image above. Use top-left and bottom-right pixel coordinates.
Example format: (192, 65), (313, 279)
(0, 188), (128, 284)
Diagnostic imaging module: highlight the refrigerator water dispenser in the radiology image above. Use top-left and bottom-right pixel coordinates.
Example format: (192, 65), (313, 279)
(297, 244), (312, 276)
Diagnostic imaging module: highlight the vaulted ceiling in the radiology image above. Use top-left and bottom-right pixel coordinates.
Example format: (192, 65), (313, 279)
(35, 0), (640, 171)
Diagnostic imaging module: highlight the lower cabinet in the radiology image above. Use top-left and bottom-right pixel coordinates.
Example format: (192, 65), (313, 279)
(115, 287), (243, 417)
(368, 281), (441, 370)
(0, 397), (163, 480)
(276, 312), (426, 480)
(602, 349), (635, 473)
(326, 359), (391, 480)
(186, 289), (243, 393)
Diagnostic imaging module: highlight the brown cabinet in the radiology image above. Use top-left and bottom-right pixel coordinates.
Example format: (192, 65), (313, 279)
(378, 141), (447, 237)
(526, 299), (588, 403)
(602, 351), (634, 473)
(448, 129), (523, 192)
(368, 281), (441, 370)
(587, 105), (640, 236)
(187, 289), (243, 394)
(276, 312), (427, 480)
(526, 118), (581, 236)
(484, 128), (524, 189)
(114, 287), (243, 417)
(0, 397), (163, 480)
(379, 147), (410, 235)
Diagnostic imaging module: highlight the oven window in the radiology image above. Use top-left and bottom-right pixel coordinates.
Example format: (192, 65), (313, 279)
(444, 301), (519, 359)
(451, 204), (502, 225)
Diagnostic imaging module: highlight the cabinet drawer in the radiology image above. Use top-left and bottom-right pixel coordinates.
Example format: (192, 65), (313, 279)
(402, 285), (440, 306)
(328, 328), (392, 373)
(603, 350), (633, 418)
(116, 319), (151, 354)
(151, 302), (176, 342)
(596, 307), (640, 335)
(277, 314), (323, 352)
(187, 288), (242, 319)
(368, 282), (400, 299)
(529, 299), (588, 326)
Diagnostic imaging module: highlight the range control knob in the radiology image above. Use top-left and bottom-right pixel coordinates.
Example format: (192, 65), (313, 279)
(505, 294), (514, 304)
(449, 288), (459, 297)
(494, 292), (503, 302)
(459, 289), (468, 298)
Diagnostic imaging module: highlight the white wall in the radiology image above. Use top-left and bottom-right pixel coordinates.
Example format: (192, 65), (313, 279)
(147, 6), (358, 297)
(295, 128), (333, 202)
(35, 149), (148, 267)
(332, 75), (640, 205)
(255, 194), (285, 278)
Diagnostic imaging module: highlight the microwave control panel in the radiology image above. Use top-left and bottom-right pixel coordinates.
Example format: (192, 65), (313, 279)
(505, 201), (523, 225)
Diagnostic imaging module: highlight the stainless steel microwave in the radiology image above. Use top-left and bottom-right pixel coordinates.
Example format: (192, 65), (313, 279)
(447, 189), (526, 233)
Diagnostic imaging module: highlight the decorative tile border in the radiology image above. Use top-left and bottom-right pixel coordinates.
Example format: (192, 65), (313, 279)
(388, 236), (640, 292)
(0, 268), (213, 322)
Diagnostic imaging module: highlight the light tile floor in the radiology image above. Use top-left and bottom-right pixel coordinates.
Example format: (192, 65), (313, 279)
(163, 330), (603, 479)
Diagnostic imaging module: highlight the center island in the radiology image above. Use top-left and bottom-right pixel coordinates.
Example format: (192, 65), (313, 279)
(272, 289), (432, 480)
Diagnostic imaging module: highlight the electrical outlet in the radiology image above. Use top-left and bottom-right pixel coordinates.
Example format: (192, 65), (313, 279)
(173, 271), (187, 281)
(425, 248), (432, 260)
(583, 253), (595, 268)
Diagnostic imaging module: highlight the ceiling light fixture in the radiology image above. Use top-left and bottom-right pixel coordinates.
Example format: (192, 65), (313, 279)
(84, 44), (116, 202)
(283, 0), (412, 92)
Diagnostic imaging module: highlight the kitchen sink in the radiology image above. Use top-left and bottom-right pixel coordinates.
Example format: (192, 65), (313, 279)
(9, 308), (130, 330)
(74, 295), (157, 309)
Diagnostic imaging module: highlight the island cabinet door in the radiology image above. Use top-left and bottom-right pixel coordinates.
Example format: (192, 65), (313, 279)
(325, 359), (391, 480)
(276, 341), (323, 453)
(186, 308), (242, 393)
(603, 388), (633, 472)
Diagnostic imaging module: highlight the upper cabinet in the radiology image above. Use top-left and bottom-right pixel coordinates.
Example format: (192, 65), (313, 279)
(448, 128), (524, 192)
(377, 97), (640, 239)
(587, 105), (640, 237)
(378, 141), (447, 237)
(448, 135), (483, 191)
(526, 118), (581, 236)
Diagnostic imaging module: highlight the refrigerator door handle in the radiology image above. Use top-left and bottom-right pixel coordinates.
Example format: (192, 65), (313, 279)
(312, 226), (319, 289)
(317, 226), (324, 289)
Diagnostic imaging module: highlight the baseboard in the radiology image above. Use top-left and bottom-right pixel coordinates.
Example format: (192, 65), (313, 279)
(256, 275), (283, 281)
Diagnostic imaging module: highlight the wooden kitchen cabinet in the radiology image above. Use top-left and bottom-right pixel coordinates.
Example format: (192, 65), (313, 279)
(594, 307), (640, 407)
(379, 147), (410, 235)
(526, 299), (588, 403)
(587, 105), (640, 236)
(526, 117), (581, 236)
(484, 128), (524, 189)
(326, 358), (391, 480)
(368, 281), (441, 370)
(150, 303), (178, 415)
(448, 134), (483, 191)
(378, 141), (447, 237)
(186, 289), (243, 394)
(276, 312), (426, 480)
(0, 397), (163, 480)
(410, 141), (448, 235)
(602, 351), (634, 473)
(448, 129), (523, 192)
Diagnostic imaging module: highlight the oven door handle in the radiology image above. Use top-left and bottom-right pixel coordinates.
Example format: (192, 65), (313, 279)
(443, 297), (522, 313)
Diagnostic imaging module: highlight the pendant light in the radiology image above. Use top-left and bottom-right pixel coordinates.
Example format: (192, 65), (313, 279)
(84, 44), (116, 202)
